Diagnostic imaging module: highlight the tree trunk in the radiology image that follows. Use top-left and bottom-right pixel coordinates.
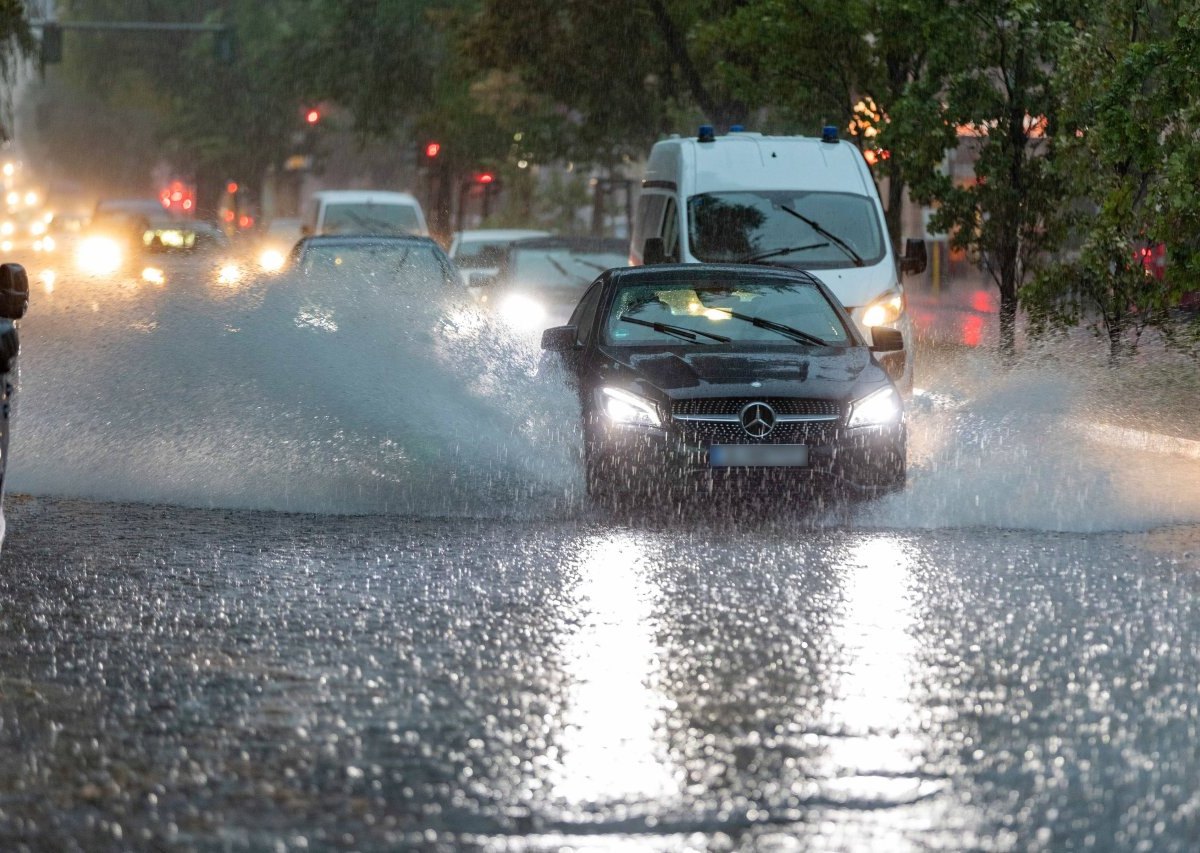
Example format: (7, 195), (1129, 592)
(998, 277), (1018, 359)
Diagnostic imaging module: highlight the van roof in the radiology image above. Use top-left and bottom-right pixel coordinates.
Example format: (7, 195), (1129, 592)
(311, 190), (420, 204)
(646, 133), (875, 196)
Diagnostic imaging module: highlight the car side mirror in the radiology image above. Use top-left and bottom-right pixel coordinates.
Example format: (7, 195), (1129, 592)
(643, 237), (667, 265)
(869, 326), (903, 353)
(900, 238), (927, 275)
(541, 325), (578, 352)
(0, 264), (29, 320)
(468, 271), (497, 288)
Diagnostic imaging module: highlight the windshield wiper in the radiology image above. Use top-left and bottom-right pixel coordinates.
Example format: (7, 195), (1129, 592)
(700, 306), (830, 346)
(618, 314), (731, 343)
(777, 204), (864, 267)
(737, 242), (830, 263)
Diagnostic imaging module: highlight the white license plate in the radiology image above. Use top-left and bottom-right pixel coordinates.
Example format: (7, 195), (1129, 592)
(708, 444), (809, 468)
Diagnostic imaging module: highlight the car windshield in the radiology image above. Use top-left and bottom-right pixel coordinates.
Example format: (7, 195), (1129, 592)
(510, 247), (626, 292)
(603, 277), (852, 346)
(322, 203), (420, 235)
(688, 190), (886, 269)
(300, 241), (449, 283)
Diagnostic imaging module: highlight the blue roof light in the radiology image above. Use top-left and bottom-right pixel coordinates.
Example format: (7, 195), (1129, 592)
(698, 124), (716, 143)
(729, 124), (744, 132)
(821, 125), (838, 143)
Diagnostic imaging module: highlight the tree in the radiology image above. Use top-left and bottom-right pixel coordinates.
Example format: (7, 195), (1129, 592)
(1024, 0), (1200, 362)
(461, 0), (746, 169)
(700, 0), (949, 248)
(893, 1), (1074, 356)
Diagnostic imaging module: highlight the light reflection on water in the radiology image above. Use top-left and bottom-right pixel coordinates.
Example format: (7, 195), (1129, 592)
(822, 536), (926, 802)
(549, 533), (678, 810)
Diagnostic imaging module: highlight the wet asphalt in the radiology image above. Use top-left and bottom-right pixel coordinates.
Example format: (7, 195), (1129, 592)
(2, 497), (1200, 851)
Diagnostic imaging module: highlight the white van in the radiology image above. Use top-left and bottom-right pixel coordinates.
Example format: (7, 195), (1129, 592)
(303, 190), (429, 237)
(631, 127), (925, 388)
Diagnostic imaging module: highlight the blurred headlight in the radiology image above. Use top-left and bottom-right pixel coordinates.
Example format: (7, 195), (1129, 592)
(76, 236), (124, 276)
(848, 386), (903, 428)
(0, 240), (11, 253)
(38, 269), (56, 292)
(498, 293), (547, 330)
(259, 248), (285, 273)
(598, 386), (662, 428)
(862, 290), (904, 328)
(142, 267), (166, 285)
(0, 221), (13, 236)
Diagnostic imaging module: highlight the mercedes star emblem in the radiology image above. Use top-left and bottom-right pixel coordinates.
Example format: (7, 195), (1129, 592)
(739, 402), (776, 438)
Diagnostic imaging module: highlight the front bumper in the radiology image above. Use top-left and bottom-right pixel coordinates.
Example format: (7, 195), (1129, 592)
(587, 414), (905, 496)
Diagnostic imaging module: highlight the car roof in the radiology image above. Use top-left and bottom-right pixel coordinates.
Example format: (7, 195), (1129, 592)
(298, 234), (442, 248)
(310, 190), (419, 204)
(609, 262), (826, 287)
(455, 229), (550, 242)
(508, 236), (628, 253)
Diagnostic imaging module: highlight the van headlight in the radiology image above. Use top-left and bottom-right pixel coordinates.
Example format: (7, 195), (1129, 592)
(848, 386), (902, 428)
(862, 289), (904, 327)
(598, 386), (662, 428)
(498, 293), (547, 331)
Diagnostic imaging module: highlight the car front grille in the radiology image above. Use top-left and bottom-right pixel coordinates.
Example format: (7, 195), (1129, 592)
(671, 398), (842, 418)
(677, 420), (839, 446)
(670, 398), (842, 446)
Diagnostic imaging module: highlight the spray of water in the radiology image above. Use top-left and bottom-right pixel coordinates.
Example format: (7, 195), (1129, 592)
(10, 262), (584, 516)
(861, 340), (1200, 533)
(11, 265), (1200, 530)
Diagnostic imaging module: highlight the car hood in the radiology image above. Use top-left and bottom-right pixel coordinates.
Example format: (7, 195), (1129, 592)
(598, 345), (880, 401)
(792, 261), (897, 309)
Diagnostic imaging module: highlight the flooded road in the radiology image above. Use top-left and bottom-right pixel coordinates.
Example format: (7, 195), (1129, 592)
(2, 499), (1200, 850)
(5, 265), (1200, 849)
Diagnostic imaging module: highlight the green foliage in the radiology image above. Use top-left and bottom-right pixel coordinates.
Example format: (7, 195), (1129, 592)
(895, 0), (1076, 354)
(1026, 0), (1200, 361)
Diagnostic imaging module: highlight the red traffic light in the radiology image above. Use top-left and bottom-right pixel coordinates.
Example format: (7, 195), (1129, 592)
(305, 108), (321, 125)
(424, 142), (441, 159)
(226, 181), (239, 194)
(476, 172), (495, 185)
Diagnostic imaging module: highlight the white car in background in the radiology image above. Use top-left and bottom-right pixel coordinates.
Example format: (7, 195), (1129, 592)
(449, 228), (549, 288)
(303, 190), (429, 238)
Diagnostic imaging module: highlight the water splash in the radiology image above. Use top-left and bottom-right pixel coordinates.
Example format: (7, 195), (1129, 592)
(10, 262), (583, 515)
(861, 341), (1200, 533)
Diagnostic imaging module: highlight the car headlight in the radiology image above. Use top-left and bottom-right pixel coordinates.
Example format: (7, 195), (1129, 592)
(76, 236), (123, 276)
(259, 248), (285, 272)
(598, 386), (662, 428)
(498, 293), (547, 331)
(847, 386), (902, 428)
(862, 289), (904, 327)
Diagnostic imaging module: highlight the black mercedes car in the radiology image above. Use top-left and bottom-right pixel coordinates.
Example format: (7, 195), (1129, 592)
(541, 263), (906, 501)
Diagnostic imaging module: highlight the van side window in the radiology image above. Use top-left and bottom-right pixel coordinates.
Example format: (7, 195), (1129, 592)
(632, 194), (667, 262)
(570, 281), (604, 346)
(662, 198), (680, 262)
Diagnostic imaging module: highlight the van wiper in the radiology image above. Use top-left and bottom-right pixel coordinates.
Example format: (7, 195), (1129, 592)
(618, 314), (731, 343)
(737, 242), (830, 263)
(701, 306), (829, 346)
(777, 204), (864, 267)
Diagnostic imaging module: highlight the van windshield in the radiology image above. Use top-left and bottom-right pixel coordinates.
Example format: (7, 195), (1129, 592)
(322, 202), (421, 236)
(687, 191), (886, 269)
